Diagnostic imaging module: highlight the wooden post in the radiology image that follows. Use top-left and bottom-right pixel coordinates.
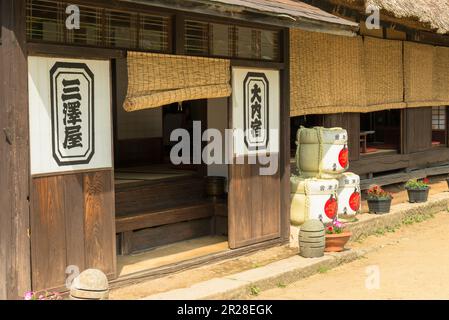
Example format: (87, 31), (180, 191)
(0, 0), (32, 299)
(280, 28), (291, 241)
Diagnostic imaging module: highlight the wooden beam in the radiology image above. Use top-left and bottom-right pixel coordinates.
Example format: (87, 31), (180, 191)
(27, 43), (125, 59)
(0, 0), (32, 299)
(280, 29), (291, 242)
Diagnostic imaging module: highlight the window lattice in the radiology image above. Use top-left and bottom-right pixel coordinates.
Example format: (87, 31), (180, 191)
(432, 106), (446, 130)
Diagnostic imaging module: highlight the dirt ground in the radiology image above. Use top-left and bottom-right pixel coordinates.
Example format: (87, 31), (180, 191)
(254, 211), (449, 300)
(110, 244), (298, 300)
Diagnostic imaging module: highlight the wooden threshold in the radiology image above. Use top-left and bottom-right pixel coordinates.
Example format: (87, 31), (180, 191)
(109, 238), (287, 290)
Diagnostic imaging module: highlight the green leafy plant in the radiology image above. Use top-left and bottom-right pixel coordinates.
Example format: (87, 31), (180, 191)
(250, 286), (261, 296)
(405, 178), (430, 190)
(367, 185), (392, 200)
(318, 266), (329, 273)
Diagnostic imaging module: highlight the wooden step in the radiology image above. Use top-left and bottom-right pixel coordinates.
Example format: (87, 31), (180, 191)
(115, 176), (206, 215)
(116, 201), (216, 255)
(116, 201), (215, 233)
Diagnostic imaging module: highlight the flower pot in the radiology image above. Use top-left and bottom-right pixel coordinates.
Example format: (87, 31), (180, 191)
(324, 231), (352, 252)
(406, 187), (429, 203)
(367, 198), (392, 214)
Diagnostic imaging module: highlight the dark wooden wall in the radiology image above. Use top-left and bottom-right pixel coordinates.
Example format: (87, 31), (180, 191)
(0, 0), (32, 300)
(404, 107), (432, 153)
(30, 170), (116, 292)
(323, 113), (360, 161)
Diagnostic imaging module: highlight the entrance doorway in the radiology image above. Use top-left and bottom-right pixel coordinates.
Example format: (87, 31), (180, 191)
(112, 59), (229, 277)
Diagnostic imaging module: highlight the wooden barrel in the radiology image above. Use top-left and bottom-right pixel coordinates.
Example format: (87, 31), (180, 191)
(205, 176), (226, 197)
(298, 219), (325, 258)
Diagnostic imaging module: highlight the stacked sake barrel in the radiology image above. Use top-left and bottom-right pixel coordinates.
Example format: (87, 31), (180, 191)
(291, 126), (361, 228)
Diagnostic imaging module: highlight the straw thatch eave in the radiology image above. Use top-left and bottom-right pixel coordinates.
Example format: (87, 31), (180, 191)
(327, 0), (449, 34)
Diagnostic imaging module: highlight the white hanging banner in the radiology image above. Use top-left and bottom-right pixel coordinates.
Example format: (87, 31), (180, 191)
(28, 56), (112, 175)
(232, 67), (280, 156)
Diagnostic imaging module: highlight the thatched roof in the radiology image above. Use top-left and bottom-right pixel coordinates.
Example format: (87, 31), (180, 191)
(333, 0), (449, 34)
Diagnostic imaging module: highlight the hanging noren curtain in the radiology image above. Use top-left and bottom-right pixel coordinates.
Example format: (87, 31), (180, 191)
(123, 52), (232, 112)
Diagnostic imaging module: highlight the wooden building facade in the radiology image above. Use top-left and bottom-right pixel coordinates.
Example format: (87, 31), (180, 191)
(0, 0), (359, 299)
(290, 0), (449, 189)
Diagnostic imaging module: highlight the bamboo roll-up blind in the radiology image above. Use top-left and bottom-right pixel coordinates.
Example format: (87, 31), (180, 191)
(404, 42), (440, 108)
(434, 46), (449, 105)
(123, 52), (231, 112)
(363, 37), (405, 111)
(290, 29), (366, 117)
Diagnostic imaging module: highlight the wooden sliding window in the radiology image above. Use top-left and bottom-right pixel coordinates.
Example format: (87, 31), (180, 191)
(184, 19), (280, 61)
(105, 10), (137, 49)
(432, 106), (447, 146)
(26, 0), (171, 53)
(185, 20), (209, 55)
(66, 4), (102, 46)
(26, 0), (65, 42)
(139, 13), (170, 52)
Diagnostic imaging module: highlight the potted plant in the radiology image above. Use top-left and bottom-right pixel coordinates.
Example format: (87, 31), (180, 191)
(405, 178), (430, 203)
(367, 185), (393, 214)
(324, 218), (351, 252)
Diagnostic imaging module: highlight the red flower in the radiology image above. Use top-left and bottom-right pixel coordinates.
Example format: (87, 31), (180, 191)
(327, 226), (334, 232)
(423, 178), (430, 184)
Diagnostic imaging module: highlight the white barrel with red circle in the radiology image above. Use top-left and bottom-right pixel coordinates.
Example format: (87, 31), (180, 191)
(295, 127), (349, 178)
(337, 172), (361, 215)
(290, 176), (339, 225)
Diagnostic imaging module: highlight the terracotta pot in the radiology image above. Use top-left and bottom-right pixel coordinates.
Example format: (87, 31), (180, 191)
(324, 231), (352, 252)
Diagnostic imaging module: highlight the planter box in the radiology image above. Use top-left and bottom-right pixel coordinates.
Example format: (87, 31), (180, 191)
(367, 198), (392, 214)
(406, 188), (429, 203)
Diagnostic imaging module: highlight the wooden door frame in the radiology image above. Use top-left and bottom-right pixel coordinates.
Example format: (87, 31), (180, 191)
(0, 0), (32, 299)
(227, 28), (290, 249)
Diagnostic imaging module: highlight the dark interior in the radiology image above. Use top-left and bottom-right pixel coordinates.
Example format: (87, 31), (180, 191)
(360, 110), (401, 154)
